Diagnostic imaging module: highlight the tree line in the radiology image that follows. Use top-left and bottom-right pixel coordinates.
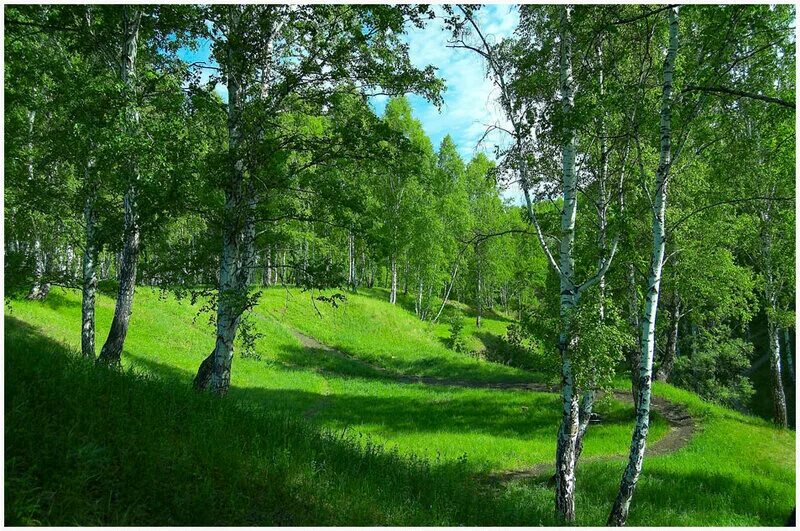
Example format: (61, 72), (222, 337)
(5, 4), (795, 526)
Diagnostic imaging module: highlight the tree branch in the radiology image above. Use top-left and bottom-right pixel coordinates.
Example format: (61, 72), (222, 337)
(682, 85), (795, 109)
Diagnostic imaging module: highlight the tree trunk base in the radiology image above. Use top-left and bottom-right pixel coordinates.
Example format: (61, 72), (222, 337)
(193, 351), (215, 391)
(26, 282), (50, 301)
(96, 348), (122, 368)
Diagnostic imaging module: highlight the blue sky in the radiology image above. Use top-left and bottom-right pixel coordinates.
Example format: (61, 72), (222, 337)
(371, 5), (518, 163)
(178, 5), (520, 198)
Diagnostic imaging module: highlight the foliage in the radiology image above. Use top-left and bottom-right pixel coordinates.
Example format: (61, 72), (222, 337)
(446, 313), (468, 354)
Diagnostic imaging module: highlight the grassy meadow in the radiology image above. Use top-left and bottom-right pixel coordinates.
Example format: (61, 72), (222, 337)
(4, 286), (796, 525)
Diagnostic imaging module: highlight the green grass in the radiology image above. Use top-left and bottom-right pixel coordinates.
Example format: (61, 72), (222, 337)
(255, 287), (535, 382)
(4, 286), (796, 525)
(5, 287), (653, 472)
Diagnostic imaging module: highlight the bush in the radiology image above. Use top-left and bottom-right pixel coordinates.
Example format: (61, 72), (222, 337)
(446, 314), (469, 353)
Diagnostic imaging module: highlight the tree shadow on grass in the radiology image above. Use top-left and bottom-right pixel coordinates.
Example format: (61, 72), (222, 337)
(127, 350), (565, 439)
(283, 338), (535, 384)
(9, 315), (545, 525)
(9, 289), (83, 312)
(125, 343), (646, 458)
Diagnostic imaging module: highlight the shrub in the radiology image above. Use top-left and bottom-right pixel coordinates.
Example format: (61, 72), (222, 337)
(446, 314), (468, 353)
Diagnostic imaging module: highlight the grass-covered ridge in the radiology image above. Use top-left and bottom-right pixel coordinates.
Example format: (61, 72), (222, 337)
(4, 287), (796, 525)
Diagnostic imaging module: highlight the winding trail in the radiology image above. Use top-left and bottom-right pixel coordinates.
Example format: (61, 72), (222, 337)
(288, 328), (696, 483)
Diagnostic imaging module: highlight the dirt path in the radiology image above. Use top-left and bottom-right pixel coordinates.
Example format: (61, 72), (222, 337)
(486, 392), (695, 483)
(289, 328), (696, 483)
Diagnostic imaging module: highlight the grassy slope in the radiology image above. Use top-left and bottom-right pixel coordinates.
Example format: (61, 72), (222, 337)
(4, 286), (795, 525)
(5, 287), (653, 472)
(254, 287), (532, 382)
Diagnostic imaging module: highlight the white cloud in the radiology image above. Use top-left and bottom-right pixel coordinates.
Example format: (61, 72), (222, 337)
(400, 5), (523, 203)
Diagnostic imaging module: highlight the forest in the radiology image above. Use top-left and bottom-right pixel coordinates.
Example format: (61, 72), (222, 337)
(4, 3), (796, 527)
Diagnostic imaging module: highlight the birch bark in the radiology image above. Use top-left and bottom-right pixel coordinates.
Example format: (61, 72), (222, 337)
(193, 5), (259, 395)
(608, 7), (678, 526)
(25, 107), (50, 301)
(390, 252), (398, 304)
(476, 244), (483, 328)
(783, 328), (795, 383)
(26, 239), (50, 301)
(97, 6), (142, 366)
(762, 213), (788, 427)
(81, 158), (98, 359)
(553, 6), (581, 522)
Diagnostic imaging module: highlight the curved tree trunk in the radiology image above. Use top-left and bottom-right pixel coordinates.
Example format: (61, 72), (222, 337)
(193, 5), (261, 395)
(432, 260), (460, 323)
(608, 7), (678, 526)
(98, 6), (142, 367)
(98, 186), (140, 365)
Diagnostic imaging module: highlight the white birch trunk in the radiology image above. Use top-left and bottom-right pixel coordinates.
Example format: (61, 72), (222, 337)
(280, 250), (286, 285)
(415, 277), (423, 317)
(761, 211), (788, 427)
(608, 7), (678, 526)
(194, 5), (259, 395)
(26, 239), (50, 301)
(476, 245), (483, 328)
(264, 244), (272, 286)
(402, 256), (409, 296)
(98, 6), (142, 366)
(390, 253), (398, 304)
(25, 107), (50, 301)
(81, 159), (98, 358)
(783, 328), (795, 383)
(769, 317), (788, 427)
(432, 260), (460, 323)
(348, 230), (356, 291)
(554, 6), (581, 522)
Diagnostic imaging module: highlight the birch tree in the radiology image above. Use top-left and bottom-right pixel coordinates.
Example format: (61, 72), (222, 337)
(607, 7), (679, 525)
(448, 6), (624, 520)
(192, 6), (442, 394)
(96, 6), (143, 365)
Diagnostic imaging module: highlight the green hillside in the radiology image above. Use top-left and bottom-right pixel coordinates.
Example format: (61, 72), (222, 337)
(4, 287), (795, 525)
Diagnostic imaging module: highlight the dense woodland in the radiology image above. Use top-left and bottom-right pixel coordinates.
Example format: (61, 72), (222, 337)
(4, 4), (796, 526)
